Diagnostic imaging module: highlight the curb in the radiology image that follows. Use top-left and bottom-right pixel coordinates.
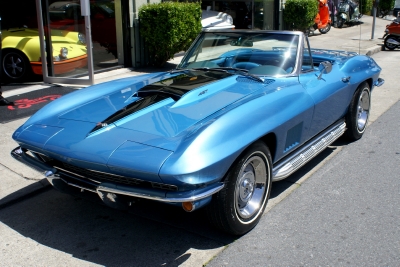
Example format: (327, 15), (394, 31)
(366, 45), (384, 56)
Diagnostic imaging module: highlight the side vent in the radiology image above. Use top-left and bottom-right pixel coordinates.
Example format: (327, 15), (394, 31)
(284, 122), (303, 153)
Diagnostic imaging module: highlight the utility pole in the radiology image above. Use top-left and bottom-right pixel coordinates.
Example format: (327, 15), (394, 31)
(371, 0), (380, 39)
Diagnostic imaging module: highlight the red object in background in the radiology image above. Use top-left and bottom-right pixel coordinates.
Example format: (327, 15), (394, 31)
(7, 95), (61, 110)
(383, 19), (400, 50)
(313, 0), (332, 34)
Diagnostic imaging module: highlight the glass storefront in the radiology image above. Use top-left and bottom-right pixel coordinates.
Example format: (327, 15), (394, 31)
(0, 0), (121, 84)
(1, 0), (280, 84)
(47, 0), (119, 73)
(201, 0), (276, 30)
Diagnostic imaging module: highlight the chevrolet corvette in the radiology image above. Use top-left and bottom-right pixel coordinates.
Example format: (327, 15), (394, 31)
(11, 30), (384, 235)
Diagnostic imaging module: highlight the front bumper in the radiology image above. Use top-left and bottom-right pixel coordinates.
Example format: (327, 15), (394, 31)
(11, 147), (224, 204)
(31, 54), (88, 75)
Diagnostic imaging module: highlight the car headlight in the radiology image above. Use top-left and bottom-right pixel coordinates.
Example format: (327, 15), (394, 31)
(59, 47), (68, 59)
(78, 33), (86, 44)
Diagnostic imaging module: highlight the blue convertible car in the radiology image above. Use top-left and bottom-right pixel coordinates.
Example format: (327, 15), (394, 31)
(11, 30), (384, 235)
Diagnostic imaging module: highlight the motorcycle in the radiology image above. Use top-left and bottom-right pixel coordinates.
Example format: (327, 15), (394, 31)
(308, 0), (332, 34)
(383, 18), (400, 50)
(336, 0), (362, 28)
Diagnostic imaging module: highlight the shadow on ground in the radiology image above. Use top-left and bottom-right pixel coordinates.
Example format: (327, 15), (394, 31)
(0, 139), (346, 266)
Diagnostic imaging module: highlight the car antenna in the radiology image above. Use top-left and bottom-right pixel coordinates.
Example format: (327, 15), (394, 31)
(359, 0), (362, 54)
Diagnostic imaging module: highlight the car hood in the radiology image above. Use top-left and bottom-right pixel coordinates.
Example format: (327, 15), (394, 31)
(13, 71), (269, 177)
(56, 70), (266, 146)
(15, 71), (268, 149)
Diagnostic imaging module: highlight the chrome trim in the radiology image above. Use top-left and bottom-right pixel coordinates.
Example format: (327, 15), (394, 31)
(11, 146), (224, 203)
(272, 120), (346, 181)
(374, 78), (385, 87)
(96, 183), (224, 203)
(59, 177), (97, 193)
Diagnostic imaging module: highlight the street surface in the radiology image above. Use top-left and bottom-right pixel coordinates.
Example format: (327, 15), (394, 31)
(1, 23), (400, 266)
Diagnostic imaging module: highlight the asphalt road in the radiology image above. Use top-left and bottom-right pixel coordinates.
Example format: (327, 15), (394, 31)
(1, 46), (399, 266)
(208, 94), (400, 266)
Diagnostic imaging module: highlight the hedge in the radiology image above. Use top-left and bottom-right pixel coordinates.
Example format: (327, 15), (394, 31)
(283, 0), (319, 32)
(139, 2), (202, 67)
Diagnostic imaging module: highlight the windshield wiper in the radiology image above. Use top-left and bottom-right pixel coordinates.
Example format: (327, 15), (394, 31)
(168, 68), (190, 74)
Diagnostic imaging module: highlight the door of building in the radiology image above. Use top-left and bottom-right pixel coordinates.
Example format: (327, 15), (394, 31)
(36, 0), (95, 85)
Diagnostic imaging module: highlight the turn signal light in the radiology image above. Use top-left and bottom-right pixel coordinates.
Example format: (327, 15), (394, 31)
(182, 201), (194, 212)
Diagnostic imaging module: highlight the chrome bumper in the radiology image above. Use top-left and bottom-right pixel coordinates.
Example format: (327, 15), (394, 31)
(10, 147), (224, 204)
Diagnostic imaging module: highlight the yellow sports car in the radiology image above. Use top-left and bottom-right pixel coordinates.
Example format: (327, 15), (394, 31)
(1, 27), (87, 82)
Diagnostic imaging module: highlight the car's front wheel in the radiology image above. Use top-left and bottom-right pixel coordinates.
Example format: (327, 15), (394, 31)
(206, 141), (272, 235)
(345, 82), (371, 141)
(2, 50), (31, 82)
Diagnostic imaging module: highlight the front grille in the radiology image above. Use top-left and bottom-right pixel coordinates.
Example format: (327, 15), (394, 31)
(27, 150), (179, 192)
(57, 162), (178, 191)
(62, 162), (143, 186)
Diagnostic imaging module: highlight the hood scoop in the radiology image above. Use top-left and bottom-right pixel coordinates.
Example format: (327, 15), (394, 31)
(90, 71), (233, 134)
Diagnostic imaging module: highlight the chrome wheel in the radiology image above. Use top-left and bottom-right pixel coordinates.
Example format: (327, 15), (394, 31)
(345, 82), (370, 141)
(206, 141), (272, 235)
(235, 154), (268, 220)
(356, 88), (370, 132)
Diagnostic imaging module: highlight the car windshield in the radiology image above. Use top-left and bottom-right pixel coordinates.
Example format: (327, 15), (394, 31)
(178, 31), (300, 77)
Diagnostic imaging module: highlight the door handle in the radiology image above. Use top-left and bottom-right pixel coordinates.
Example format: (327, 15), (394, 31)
(342, 76), (351, 83)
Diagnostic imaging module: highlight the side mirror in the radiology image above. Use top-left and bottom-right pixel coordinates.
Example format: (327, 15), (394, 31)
(317, 61), (332, 80)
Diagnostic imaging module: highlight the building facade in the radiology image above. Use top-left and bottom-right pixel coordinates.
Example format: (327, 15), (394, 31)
(0, 0), (283, 85)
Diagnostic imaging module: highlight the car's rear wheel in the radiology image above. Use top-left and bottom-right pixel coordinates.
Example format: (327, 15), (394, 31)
(345, 82), (371, 141)
(2, 50), (31, 82)
(206, 141), (272, 235)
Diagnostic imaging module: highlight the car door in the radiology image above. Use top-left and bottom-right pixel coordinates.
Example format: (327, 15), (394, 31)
(298, 39), (352, 139)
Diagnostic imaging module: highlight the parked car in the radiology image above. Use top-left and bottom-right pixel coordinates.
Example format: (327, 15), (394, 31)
(1, 27), (87, 82)
(48, 0), (117, 58)
(11, 30), (384, 235)
(201, 9), (235, 30)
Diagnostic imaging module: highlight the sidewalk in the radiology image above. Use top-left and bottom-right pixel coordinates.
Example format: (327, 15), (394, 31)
(0, 15), (393, 208)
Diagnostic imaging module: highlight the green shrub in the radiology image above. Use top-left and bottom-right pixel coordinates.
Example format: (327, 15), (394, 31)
(378, 0), (395, 17)
(283, 0), (318, 31)
(139, 2), (202, 67)
(359, 0), (374, 14)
